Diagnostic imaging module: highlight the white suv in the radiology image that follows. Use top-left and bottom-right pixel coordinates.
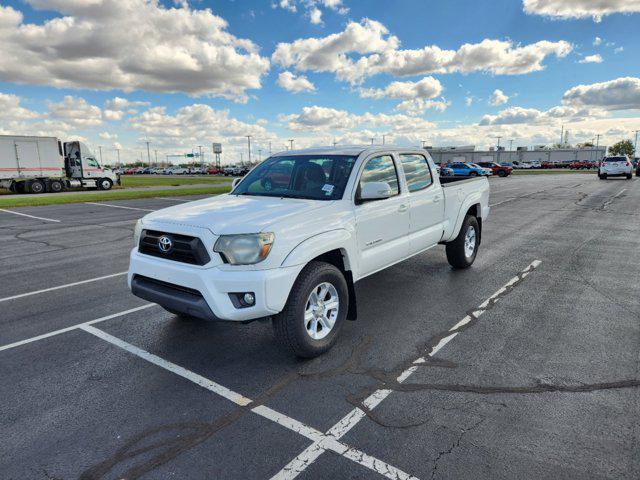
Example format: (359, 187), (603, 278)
(599, 156), (633, 180)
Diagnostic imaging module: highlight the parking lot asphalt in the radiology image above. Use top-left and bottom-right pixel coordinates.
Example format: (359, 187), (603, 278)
(1, 174), (638, 479)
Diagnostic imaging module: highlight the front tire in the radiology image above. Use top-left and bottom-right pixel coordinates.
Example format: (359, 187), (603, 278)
(446, 215), (480, 269)
(97, 178), (113, 190)
(627, 174), (632, 180)
(272, 261), (348, 358)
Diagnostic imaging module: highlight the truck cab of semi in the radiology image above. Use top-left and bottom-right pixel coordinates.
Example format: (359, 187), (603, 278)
(64, 141), (119, 190)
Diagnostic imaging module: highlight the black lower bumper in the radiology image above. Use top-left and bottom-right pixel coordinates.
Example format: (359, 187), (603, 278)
(131, 275), (219, 321)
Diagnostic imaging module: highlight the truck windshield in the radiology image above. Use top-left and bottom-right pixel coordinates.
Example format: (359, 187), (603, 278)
(233, 155), (357, 200)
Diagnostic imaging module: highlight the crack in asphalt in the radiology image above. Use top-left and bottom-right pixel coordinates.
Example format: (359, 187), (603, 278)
(430, 416), (487, 480)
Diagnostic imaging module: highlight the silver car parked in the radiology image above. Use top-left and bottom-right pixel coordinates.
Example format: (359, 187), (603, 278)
(598, 156), (633, 180)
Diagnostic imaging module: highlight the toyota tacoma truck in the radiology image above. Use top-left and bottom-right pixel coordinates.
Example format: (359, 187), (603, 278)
(128, 146), (490, 358)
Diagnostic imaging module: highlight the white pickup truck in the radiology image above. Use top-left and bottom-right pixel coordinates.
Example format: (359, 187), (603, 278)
(129, 146), (490, 357)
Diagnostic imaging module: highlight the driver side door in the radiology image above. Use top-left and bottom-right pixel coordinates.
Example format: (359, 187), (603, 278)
(353, 154), (410, 278)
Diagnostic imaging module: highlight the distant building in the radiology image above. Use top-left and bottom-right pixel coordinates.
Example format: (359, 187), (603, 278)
(426, 145), (607, 165)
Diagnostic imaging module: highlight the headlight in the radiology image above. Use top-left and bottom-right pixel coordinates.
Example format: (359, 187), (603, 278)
(214, 233), (275, 265)
(133, 219), (143, 247)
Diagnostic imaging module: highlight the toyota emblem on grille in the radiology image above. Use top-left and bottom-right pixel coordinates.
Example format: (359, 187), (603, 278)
(158, 235), (173, 253)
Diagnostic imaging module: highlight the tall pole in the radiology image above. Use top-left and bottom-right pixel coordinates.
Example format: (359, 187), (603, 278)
(509, 139), (514, 163)
(633, 130), (639, 159)
(154, 149), (158, 166)
(258, 149), (262, 162)
(197, 145), (204, 169)
(560, 124), (564, 146)
(370, 137), (374, 145)
(269, 141), (272, 155)
(98, 146), (103, 164)
(246, 135), (252, 164)
(240, 152), (243, 165)
(333, 138), (337, 148)
(116, 148), (120, 167)
(421, 140), (427, 149)
(382, 134), (387, 145)
(595, 134), (602, 159)
(289, 139), (294, 150)
(145, 141), (151, 166)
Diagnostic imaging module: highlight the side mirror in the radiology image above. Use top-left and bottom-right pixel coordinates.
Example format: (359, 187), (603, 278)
(359, 182), (392, 202)
(231, 177), (242, 189)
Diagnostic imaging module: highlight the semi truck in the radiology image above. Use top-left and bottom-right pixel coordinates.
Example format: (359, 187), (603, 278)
(0, 135), (119, 194)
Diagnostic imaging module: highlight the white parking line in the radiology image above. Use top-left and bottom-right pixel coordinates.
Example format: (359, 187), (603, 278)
(153, 197), (190, 202)
(81, 324), (420, 480)
(85, 202), (154, 212)
(0, 208), (61, 223)
(0, 271), (127, 303)
(0, 304), (154, 353)
(272, 260), (542, 480)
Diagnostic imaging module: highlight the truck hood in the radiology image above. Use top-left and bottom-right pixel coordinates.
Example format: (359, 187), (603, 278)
(142, 194), (334, 235)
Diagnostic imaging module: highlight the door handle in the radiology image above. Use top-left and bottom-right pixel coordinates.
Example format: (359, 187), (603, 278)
(433, 196), (441, 203)
(398, 204), (409, 213)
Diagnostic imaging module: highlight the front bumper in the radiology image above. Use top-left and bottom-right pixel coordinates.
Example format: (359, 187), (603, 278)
(128, 249), (303, 321)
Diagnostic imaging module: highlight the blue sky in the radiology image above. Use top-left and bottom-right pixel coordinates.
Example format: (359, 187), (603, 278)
(0, 0), (639, 163)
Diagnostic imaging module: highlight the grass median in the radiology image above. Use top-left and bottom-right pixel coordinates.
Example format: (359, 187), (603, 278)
(120, 175), (232, 187)
(0, 185), (231, 208)
(512, 169), (596, 175)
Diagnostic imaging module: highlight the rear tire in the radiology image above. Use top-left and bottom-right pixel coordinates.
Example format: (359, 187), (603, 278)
(446, 215), (480, 269)
(272, 261), (348, 358)
(627, 174), (632, 180)
(469, 171), (478, 177)
(28, 180), (45, 194)
(497, 170), (506, 177)
(50, 179), (64, 193)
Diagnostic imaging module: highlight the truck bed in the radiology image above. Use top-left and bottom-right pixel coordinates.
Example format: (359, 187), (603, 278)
(440, 175), (490, 242)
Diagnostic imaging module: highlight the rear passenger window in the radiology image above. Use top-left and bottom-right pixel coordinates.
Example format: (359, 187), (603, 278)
(359, 155), (399, 196)
(400, 154), (432, 192)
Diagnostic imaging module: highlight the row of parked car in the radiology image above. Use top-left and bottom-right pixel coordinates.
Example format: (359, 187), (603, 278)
(438, 161), (513, 178)
(115, 165), (251, 176)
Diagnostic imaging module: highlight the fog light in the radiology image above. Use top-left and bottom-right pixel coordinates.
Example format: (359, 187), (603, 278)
(243, 292), (255, 306)
(229, 292), (256, 309)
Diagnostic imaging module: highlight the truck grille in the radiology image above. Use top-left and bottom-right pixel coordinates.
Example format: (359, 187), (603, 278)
(138, 229), (211, 266)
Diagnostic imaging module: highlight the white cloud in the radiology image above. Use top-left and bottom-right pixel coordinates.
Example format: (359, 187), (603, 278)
(465, 96), (473, 106)
(277, 71), (316, 93)
(272, 0), (348, 23)
(0, 1), (270, 100)
(103, 97), (150, 121)
(562, 77), (640, 110)
(593, 36), (602, 46)
(489, 89), (509, 106)
(0, 92), (39, 121)
(279, 105), (435, 133)
(523, 0), (640, 22)
(360, 76), (443, 100)
(579, 54), (603, 64)
(99, 131), (117, 140)
(614, 47), (624, 53)
(48, 95), (103, 127)
(273, 20), (572, 84)
(395, 98), (450, 114)
(309, 7), (322, 24)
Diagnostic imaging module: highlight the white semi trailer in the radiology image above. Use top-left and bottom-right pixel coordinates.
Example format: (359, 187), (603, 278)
(0, 135), (119, 194)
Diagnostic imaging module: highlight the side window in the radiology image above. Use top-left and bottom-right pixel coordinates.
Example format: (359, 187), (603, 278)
(400, 154), (433, 192)
(359, 155), (399, 197)
(86, 158), (100, 168)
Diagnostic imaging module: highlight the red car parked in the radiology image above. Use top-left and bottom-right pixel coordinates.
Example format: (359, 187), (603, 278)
(569, 161), (596, 170)
(207, 167), (224, 175)
(477, 161), (512, 177)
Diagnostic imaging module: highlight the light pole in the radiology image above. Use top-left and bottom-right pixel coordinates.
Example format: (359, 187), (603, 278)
(197, 145), (204, 169)
(509, 139), (514, 163)
(246, 135), (252, 164)
(240, 152), (243, 165)
(595, 134), (602, 160)
(116, 148), (120, 167)
(269, 141), (272, 155)
(154, 149), (158, 166)
(495, 136), (502, 163)
(258, 149), (262, 162)
(289, 139), (294, 150)
(382, 134), (387, 145)
(370, 137), (374, 145)
(633, 130), (639, 159)
(145, 141), (151, 166)
(98, 146), (103, 164)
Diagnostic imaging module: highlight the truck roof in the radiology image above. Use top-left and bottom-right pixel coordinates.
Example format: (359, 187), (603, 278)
(272, 145), (427, 157)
